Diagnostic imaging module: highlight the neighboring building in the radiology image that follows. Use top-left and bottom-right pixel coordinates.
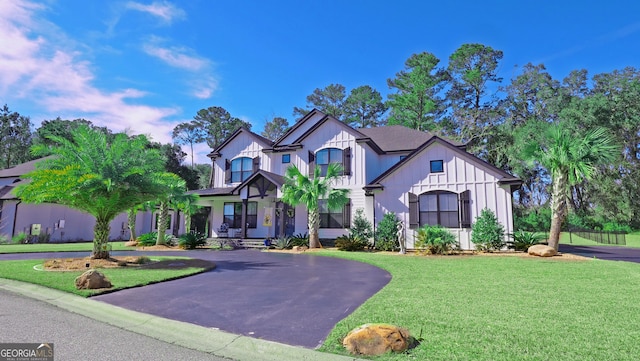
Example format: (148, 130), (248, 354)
(0, 158), (184, 242)
(193, 109), (521, 249)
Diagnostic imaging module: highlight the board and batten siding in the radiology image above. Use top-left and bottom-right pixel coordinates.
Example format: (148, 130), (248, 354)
(212, 132), (270, 188)
(372, 141), (514, 250)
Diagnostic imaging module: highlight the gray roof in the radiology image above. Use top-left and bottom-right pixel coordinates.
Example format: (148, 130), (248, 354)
(357, 126), (455, 152)
(0, 157), (53, 178)
(188, 188), (235, 196)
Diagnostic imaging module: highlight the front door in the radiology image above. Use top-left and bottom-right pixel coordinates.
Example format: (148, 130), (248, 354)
(275, 202), (295, 237)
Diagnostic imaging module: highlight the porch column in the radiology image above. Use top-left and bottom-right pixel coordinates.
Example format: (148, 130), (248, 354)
(241, 199), (248, 238)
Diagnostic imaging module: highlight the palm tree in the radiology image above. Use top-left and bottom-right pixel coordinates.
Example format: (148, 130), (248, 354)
(524, 124), (618, 250)
(175, 193), (200, 233)
(281, 163), (350, 248)
(154, 176), (187, 246)
(15, 125), (176, 259)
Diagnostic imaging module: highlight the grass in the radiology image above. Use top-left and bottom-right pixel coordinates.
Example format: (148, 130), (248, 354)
(560, 232), (640, 248)
(0, 256), (211, 297)
(315, 250), (640, 360)
(0, 241), (135, 254)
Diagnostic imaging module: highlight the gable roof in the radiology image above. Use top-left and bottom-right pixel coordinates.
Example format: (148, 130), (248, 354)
(207, 127), (274, 159)
(365, 135), (521, 191)
(232, 169), (285, 194)
(0, 156), (53, 179)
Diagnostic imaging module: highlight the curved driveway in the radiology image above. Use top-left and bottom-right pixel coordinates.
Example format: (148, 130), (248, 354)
(1, 249), (391, 349)
(560, 244), (640, 263)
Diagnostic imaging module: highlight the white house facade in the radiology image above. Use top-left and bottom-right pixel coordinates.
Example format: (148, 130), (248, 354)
(194, 109), (521, 250)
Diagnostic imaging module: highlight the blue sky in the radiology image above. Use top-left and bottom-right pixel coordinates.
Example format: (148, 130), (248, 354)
(1, 1), (639, 163)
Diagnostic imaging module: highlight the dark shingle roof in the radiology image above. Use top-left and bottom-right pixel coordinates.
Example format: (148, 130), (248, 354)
(0, 157), (53, 178)
(357, 126), (435, 152)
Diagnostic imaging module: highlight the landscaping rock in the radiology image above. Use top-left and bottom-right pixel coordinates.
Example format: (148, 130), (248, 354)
(75, 269), (112, 289)
(124, 240), (138, 247)
(292, 246), (308, 252)
(528, 244), (557, 257)
(343, 323), (411, 356)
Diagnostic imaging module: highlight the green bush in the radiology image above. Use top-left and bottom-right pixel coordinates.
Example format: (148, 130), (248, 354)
(11, 232), (27, 244)
(507, 230), (546, 252)
(374, 212), (399, 251)
(471, 208), (505, 251)
(290, 233), (309, 247)
(178, 232), (206, 249)
(514, 206), (551, 232)
(137, 232), (173, 246)
(415, 225), (457, 255)
(37, 233), (50, 243)
(335, 234), (369, 251)
(350, 208), (373, 242)
(274, 236), (293, 250)
(601, 222), (632, 233)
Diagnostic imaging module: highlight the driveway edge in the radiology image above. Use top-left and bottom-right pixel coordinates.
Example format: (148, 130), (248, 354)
(0, 278), (363, 361)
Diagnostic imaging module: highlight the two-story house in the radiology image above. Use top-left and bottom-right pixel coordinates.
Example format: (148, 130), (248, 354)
(193, 109), (521, 250)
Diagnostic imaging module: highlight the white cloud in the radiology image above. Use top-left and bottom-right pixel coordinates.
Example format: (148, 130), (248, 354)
(0, 0), (180, 144)
(125, 1), (186, 24)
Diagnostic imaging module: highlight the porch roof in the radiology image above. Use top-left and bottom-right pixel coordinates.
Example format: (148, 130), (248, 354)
(188, 187), (236, 197)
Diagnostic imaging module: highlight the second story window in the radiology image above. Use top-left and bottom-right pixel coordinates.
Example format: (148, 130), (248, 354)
(316, 148), (343, 177)
(282, 154), (291, 164)
(231, 157), (253, 182)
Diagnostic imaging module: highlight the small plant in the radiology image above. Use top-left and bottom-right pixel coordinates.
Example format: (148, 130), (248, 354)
(415, 225), (457, 255)
(274, 236), (293, 250)
(374, 212), (400, 251)
(11, 232), (27, 244)
(471, 208), (505, 252)
(290, 232), (309, 247)
(507, 230), (546, 252)
(37, 233), (51, 243)
(335, 234), (369, 251)
(350, 208), (373, 243)
(136, 232), (172, 246)
(178, 232), (206, 250)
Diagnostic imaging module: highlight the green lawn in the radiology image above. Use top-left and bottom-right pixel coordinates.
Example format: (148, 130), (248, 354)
(0, 256), (212, 297)
(0, 241), (135, 254)
(315, 250), (640, 360)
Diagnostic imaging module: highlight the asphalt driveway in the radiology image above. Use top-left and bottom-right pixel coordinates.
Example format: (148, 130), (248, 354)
(560, 244), (640, 263)
(79, 249), (391, 349)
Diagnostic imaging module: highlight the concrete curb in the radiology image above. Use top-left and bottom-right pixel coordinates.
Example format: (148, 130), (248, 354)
(0, 278), (364, 361)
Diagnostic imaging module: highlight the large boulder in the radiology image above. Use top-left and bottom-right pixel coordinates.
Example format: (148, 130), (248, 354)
(343, 323), (411, 356)
(75, 269), (112, 289)
(528, 244), (557, 257)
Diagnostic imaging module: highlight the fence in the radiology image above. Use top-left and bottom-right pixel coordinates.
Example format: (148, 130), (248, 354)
(567, 227), (627, 245)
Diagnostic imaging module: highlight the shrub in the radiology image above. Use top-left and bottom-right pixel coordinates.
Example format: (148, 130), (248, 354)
(471, 208), (505, 252)
(178, 232), (206, 249)
(514, 206), (551, 232)
(290, 233), (309, 247)
(274, 236), (293, 250)
(374, 212), (399, 251)
(335, 234), (369, 251)
(350, 208), (373, 243)
(507, 231), (546, 252)
(415, 225), (457, 255)
(12, 232), (27, 244)
(601, 222), (632, 233)
(37, 233), (51, 243)
(0, 234), (8, 244)
(137, 232), (173, 246)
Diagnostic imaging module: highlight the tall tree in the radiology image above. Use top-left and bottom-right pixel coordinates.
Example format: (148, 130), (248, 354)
(343, 85), (388, 128)
(0, 105), (33, 169)
(386, 52), (447, 131)
(293, 84), (347, 120)
(445, 44), (503, 152)
(523, 124), (618, 250)
(35, 117), (111, 147)
(149, 142), (200, 190)
(261, 116), (289, 141)
(193, 106), (251, 149)
(172, 121), (206, 168)
(15, 125), (177, 259)
(281, 163), (350, 248)
(154, 177), (187, 245)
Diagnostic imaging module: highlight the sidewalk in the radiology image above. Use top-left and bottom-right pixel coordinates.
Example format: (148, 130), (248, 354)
(0, 278), (364, 361)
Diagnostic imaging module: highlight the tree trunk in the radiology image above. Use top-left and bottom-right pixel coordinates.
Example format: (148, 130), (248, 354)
(156, 202), (169, 246)
(92, 217), (111, 259)
(127, 209), (137, 242)
(185, 211), (192, 233)
(548, 171), (568, 250)
(308, 207), (321, 248)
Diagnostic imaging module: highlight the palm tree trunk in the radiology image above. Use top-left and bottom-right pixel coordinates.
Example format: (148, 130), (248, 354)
(308, 207), (321, 248)
(185, 211), (192, 233)
(549, 171), (568, 250)
(156, 202), (169, 246)
(92, 217), (111, 259)
(127, 209), (137, 242)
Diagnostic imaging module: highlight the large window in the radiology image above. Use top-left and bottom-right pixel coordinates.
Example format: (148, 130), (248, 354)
(316, 148), (343, 176)
(419, 191), (459, 228)
(223, 202), (257, 228)
(318, 199), (350, 228)
(231, 157), (253, 182)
